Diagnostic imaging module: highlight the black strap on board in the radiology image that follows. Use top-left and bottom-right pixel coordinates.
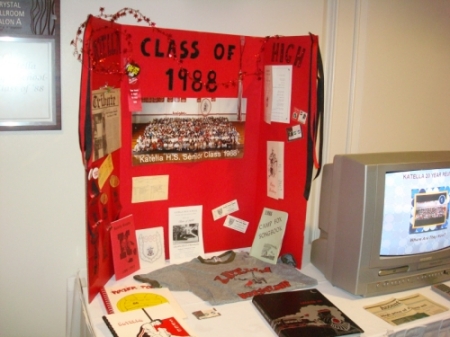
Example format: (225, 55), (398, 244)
(84, 63), (93, 165)
(314, 44), (324, 180)
(304, 35), (324, 200)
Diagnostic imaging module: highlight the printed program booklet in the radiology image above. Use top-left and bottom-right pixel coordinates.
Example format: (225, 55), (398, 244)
(102, 303), (195, 337)
(250, 207), (288, 264)
(109, 214), (140, 280)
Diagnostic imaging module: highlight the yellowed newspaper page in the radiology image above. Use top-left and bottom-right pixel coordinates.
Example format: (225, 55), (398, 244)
(398, 293), (448, 316)
(364, 297), (418, 326)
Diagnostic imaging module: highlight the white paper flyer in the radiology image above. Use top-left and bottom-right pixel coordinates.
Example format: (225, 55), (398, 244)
(169, 205), (204, 263)
(136, 227), (166, 271)
(264, 65), (292, 124)
(267, 141), (284, 199)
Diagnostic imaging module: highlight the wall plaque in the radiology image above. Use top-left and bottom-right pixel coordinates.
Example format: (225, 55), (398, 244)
(0, 0), (61, 131)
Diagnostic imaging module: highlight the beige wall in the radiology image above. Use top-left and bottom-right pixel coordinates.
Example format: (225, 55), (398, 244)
(322, 0), (450, 161)
(305, 0), (450, 264)
(354, 0), (450, 154)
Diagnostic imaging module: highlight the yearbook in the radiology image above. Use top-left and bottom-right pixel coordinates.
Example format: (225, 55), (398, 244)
(252, 289), (364, 336)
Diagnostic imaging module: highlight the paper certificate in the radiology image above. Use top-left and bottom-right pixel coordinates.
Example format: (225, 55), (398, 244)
(169, 205), (204, 263)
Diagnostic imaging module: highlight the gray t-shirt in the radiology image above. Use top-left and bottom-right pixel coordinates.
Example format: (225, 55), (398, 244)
(134, 250), (317, 305)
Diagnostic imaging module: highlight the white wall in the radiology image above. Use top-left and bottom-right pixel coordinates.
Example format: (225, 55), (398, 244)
(0, 1), (325, 336)
(2, 1), (450, 335)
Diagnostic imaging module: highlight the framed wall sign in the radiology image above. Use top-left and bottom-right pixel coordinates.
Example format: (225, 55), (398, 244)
(0, 0), (61, 131)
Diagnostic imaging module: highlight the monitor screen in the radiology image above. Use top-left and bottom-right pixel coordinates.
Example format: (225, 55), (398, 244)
(381, 167), (450, 256)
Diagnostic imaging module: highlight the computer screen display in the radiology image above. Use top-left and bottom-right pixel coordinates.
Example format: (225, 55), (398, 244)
(381, 168), (450, 256)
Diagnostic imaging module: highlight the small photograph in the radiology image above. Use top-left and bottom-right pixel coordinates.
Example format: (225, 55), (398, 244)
(172, 223), (199, 244)
(192, 308), (221, 320)
(261, 243), (278, 261)
(410, 190), (449, 233)
(268, 148), (278, 178)
(131, 97), (246, 165)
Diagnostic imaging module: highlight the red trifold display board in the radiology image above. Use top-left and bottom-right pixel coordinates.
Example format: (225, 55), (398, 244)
(78, 15), (322, 302)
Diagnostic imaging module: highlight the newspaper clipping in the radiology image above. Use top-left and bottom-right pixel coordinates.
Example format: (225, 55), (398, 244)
(364, 293), (448, 326)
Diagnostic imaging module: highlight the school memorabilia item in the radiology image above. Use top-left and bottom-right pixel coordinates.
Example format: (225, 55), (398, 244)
(109, 215), (140, 280)
(364, 293), (448, 326)
(264, 65), (293, 124)
(192, 308), (221, 320)
(250, 208), (288, 264)
(169, 205), (204, 264)
(78, 11), (323, 301)
(100, 284), (186, 318)
(136, 227), (165, 271)
(102, 303), (195, 337)
(252, 289), (364, 336)
(212, 199), (239, 221)
(134, 251), (317, 305)
(267, 142), (285, 199)
(223, 214), (249, 233)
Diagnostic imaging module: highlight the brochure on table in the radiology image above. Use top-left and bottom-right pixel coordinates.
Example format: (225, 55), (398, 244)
(76, 9), (323, 302)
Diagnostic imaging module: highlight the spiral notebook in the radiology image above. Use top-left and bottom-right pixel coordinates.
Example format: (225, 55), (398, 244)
(100, 284), (186, 318)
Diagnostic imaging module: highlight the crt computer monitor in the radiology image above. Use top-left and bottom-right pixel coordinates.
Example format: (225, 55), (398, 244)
(311, 151), (450, 297)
